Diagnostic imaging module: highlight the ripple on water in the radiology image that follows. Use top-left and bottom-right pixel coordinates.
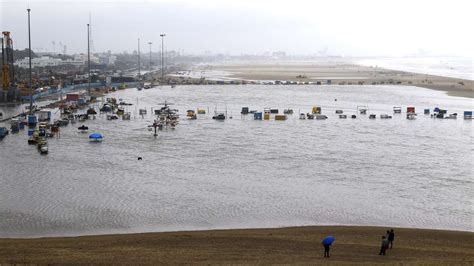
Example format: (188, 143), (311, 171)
(0, 85), (473, 237)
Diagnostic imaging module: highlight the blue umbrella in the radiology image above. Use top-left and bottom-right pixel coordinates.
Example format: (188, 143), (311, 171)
(322, 236), (335, 245)
(89, 133), (103, 139)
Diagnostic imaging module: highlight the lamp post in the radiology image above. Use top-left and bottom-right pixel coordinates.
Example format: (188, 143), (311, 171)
(27, 8), (33, 113)
(87, 23), (91, 96)
(137, 38), (141, 78)
(160, 33), (165, 82)
(148, 42), (152, 72)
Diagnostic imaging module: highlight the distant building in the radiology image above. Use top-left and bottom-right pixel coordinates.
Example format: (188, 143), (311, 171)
(14, 55), (85, 68)
(271, 51), (286, 59)
(98, 54), (117, 65)
(14, 56), (62, 68)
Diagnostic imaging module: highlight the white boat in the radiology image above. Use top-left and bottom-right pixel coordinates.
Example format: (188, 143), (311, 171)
(315, 114), (328, 120)
(40, 145), (48, 154)
(339, 114), (347, 119)
(447, 113), (458, 119)
(393, 107), (402, 114)
(299, 113), (306, 120)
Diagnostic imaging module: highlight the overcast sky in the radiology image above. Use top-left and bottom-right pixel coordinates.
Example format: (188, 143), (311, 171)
(1, 0), (473, 57)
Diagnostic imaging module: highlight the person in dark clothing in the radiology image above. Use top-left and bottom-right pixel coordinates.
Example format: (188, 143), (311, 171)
(323, 243), (331, 258)
(388, 229), (395, 249)
(379, 236), (389, 255)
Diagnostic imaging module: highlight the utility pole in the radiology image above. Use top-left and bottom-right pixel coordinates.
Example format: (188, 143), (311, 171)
(148, 42), (152, 72)
(137, 38), (140, 78)
(160, 33), (165, 82)
(27, 8), (33, 113)
(87, 23), (91, 96)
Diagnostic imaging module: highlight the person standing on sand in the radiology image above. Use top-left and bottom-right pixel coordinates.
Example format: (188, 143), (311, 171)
(323, 242), (331, 258)
(388, 229), (395, 249)
(322, 236), (335, 258)
(379, 236), (389, 255)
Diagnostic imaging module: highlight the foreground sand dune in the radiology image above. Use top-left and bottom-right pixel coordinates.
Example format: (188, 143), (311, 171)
(1, 226), (473, 264)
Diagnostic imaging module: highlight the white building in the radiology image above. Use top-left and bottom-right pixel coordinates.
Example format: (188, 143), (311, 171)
(14, 56), (62, 69)
(14, 56), (85, 68)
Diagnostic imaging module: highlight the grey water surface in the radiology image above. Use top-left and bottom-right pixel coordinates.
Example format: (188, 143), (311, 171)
(0, 85), (472, 237)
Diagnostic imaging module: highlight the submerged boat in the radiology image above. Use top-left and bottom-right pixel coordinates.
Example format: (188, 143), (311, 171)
(123, 112), (131, 120)
(197, 108), (206, 115)
(407, 113), (417, 120)
(116, 108), (125, 116)
(358, 106), (368, 115)
(283, 108), (294, 115)
(0, 127), (9, 140)
(212, 113), (226, 120)
(87, 108), (97, 115)
(464, 111), (472, 119)
(107, 114), (119, 120)
(187, 110), (197, 118)
(312, 106), (321, 114)
(89, 132), (104, 142)
(78, 125), (89, 132)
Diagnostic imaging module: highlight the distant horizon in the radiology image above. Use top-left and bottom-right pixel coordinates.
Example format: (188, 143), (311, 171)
(5, 49), (473, 59)
(1, 0), (473, 58)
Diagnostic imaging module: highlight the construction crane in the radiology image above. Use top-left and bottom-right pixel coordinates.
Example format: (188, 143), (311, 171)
(1, 31), (16, 101)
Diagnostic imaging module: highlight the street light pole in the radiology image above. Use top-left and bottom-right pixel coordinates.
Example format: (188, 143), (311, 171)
(160, 33), (165, 82)
(87, 23), (91, 96)
(148, 42), (152, 72)
(137, 38), (140, 78)
(27, 8), (33, 113)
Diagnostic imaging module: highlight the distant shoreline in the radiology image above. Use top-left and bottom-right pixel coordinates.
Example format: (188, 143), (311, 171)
(1, 225), (472, 264)
(207, 61), (473, 98)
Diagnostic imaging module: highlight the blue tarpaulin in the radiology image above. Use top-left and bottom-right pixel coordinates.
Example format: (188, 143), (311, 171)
(89, 133), (103, 139)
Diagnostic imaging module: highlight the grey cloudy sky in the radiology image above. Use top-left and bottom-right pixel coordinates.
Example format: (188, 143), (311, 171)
(1, 0), (473, 57)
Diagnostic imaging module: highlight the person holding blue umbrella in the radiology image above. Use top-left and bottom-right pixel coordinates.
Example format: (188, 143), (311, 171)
(322, 235), (335, 258)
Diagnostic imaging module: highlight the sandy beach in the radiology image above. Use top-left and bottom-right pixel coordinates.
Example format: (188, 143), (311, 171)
(209, 61), (473, 98)
(1, 226), (473, 264)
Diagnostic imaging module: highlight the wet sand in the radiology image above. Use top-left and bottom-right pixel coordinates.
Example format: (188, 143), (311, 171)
(1, 226), (473, 264)
(212, 61), (473, 98)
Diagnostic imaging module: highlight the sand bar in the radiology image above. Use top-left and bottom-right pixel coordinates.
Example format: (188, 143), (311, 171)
(1, 226), (473, 264)
(209, 61), (473, 98)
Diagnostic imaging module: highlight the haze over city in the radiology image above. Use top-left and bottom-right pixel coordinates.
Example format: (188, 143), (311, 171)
(1, 0), (473, 57)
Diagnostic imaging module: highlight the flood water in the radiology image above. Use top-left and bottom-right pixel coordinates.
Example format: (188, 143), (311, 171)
(0, 85), (473, 237)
